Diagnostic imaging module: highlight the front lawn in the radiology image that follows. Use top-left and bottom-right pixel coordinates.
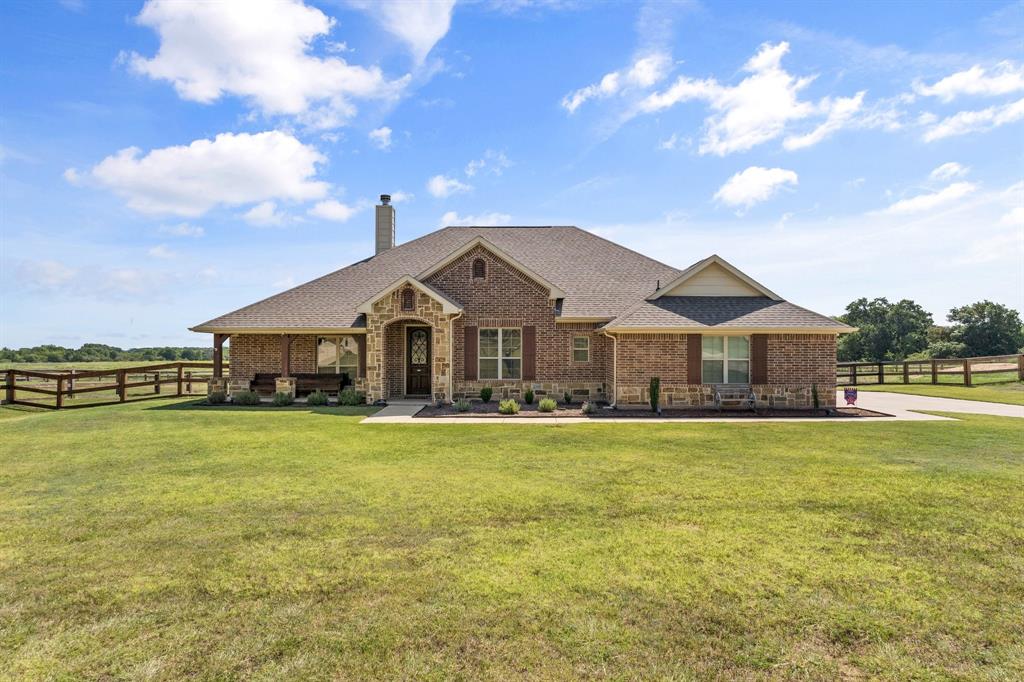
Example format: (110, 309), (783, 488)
(1, 399), (1021, 679)
(859, 380), (1024, 406)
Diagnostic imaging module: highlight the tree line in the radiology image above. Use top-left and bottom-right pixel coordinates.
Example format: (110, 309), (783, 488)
(0, 343), (217, 363)
(836, 299), (1024, 362)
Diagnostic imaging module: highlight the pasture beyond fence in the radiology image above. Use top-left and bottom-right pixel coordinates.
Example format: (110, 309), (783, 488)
(1, 362), (221, 409)
(837, 354), (1024, 387)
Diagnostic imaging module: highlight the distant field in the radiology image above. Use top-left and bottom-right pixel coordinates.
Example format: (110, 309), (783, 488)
(859, 380), (1024, 406)
(1, 360), (217, 371)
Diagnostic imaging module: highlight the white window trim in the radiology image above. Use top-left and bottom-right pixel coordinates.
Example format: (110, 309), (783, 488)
(479, 327), (522, 380)
(317, 335), (360, 376)
(572, 335), (590, 363)
(702, 335), (750, 384)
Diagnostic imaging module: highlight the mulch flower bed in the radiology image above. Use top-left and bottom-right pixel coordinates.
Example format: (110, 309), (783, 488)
(415, 403), (889, 418)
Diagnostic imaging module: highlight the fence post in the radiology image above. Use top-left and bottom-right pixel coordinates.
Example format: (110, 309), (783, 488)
(851, 365), (857, 386)
(117, 370), (126, 402)
(1019, 354), (1024, 381)
(177, 365), (184, 396)
(878, 363), (884, 384)
(931, 360), (938, 384)
(5, 370), (13, 404)
(903, 362), (909, 384)
(67, 370), (75, 401)
(186, 371), (192, 394)
(154, 372), (161, 395)
(56, 376), (65, 409)
(963, 359), (971, 387)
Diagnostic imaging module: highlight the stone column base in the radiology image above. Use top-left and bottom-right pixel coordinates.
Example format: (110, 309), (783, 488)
(227, 378), (251, 396)
(275, 377), (297, 398)
(208, 377), (227, 395)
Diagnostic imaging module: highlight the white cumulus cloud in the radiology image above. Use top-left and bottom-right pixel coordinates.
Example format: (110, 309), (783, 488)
(637, 42), (863, 155)
(465, 150), (511, 177)
(243, 201), (289, 226)
(147, 244), (177, 259)
(929, 162), (969, 181)
(308, 199), (362, 222)
(440, 211), (512, 227)
(368, 126), (393, 150)
(128, 0), (410, 129)
(158, 222), (205, 237)
(561, 52), (672, 113)
(914, 61), (1024, 102)
(349, 0), (455, 64)
(426, 174), (472, 198)
(714, 166), (799, 210)
(922, 97), (1024, 141)
(878, 182), (977, 215)
(69, 131), (328, 217)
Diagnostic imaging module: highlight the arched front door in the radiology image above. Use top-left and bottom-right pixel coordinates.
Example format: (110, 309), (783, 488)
(406, 327), (431, 396)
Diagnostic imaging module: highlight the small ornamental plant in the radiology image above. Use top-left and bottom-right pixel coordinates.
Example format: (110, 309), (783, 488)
(232, 390), (261, 406)
(563, 391), (572, 405)
(498, 399), (520, 415)
(581, 401), (595, 415)
(271, 391), (294, 407)
(338, 387), (364, 406)
(649, 377), (661, 413)
(454, 398), (471, 412)
(207, 390), (226, 405)
(306, 390), (329, 406)
(812, 384), (820, 410)
(524, 388), (535, 404)
(480, 386), (493, 403)
(538, 398), (557, 413)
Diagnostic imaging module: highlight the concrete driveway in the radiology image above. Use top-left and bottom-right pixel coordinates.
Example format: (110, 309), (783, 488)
(841, 390), (1024, 420)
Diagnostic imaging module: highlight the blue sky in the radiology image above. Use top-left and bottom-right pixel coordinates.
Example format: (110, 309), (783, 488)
(1, 0), (1022, 348)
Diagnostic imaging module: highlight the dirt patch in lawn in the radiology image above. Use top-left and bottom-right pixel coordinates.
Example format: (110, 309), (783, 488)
(415, 403), (890, 418)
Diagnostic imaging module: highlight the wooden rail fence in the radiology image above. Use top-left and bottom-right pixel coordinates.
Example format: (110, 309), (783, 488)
(837, 353), (1023, 387)
(1, 362), (223, 410)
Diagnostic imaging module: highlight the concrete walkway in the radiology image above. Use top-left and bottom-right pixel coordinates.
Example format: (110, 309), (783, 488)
(360, 391), (1022, 424)
(849, 390), (1023, 419)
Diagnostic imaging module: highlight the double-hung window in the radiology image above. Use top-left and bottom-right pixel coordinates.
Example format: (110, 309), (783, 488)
(701, 336), (749, 384)
(572, 336), (589, 362)
(317, 335), (359, 379)
(479, 328), (521, 379)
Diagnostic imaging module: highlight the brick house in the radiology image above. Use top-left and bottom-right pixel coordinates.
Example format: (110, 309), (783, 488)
(192, 195), (852, 408)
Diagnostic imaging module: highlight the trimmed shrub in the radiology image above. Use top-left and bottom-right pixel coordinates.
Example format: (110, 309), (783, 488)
(538, 398), (557, 412)
(271, 391), (294, 407)
(581, 401), (595, 415)
(649, 377), (660, 413)
(524, 388), (535, 404)
(498, 399), (520, 415)
(338, 387), (364, 406)
(306, 390), (329, 406)
(206, 390), (226, 405)
(563, 391), (572, 404)
(480, 386), (493, 403)
(454, 398), (471, 412)
(811, 384), (820, 410)
(232, 390), (261, 406)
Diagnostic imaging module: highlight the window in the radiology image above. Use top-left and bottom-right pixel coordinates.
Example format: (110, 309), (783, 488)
(401, 288), (415, 311)
(572, 336), (589, 362)
(479, 328), (521, 379)
(472, 258), (486, 279)
(317, 335), (360, 378)
(702, 336), (749, 384)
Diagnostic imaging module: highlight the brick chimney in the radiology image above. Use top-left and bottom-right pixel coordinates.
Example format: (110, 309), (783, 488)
(375, 194), (395, 255)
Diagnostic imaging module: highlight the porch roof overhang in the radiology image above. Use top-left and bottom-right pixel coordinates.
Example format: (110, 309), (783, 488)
(355, 275), (464, 315)
(416, 236), (567, 301)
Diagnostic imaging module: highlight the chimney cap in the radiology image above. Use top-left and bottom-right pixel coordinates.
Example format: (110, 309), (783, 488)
(379, 194), (391, 205)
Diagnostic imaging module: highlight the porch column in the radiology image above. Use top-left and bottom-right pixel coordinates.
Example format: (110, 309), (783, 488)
(280, 335), (293, 377)
(213, 333), (228, 378)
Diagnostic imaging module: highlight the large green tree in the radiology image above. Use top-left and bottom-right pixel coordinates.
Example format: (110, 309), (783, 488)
(837, 297), (933, 361)
(948, 301), (1024, 357)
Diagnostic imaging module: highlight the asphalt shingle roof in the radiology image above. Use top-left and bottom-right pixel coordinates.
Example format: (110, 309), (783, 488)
(604, 297), (850, 330)
(192, 226), (681, 330)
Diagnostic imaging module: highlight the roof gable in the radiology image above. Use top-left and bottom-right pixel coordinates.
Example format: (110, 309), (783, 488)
(416, 236), (567, 300)
(355, 275), (463, 314)
(649, 255), (781, 301)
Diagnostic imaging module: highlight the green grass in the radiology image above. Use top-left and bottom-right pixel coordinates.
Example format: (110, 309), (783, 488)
(1, 399), (1022, 679)
(859, 380), (1024, 406)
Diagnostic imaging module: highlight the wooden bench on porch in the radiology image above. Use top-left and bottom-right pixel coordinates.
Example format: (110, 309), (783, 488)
(251, 373), (351, 396)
